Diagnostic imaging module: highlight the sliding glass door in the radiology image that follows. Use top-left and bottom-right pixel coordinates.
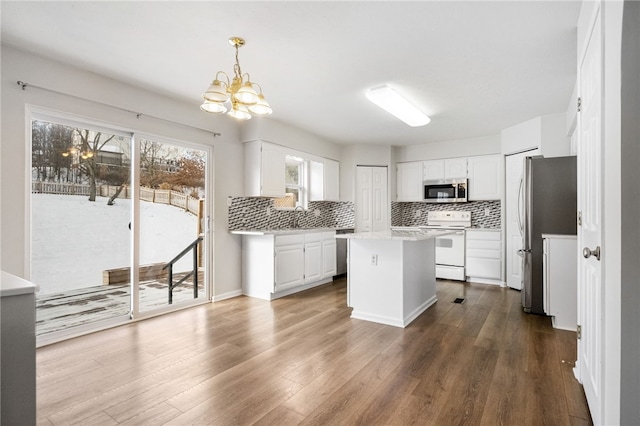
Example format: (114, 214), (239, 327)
(31, 115), (211, 342)
(31, 117), (133, 338)
(137, 137), (209, 313)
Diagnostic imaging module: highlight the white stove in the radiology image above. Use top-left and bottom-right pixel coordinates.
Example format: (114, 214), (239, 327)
(426, 211), (470, 281)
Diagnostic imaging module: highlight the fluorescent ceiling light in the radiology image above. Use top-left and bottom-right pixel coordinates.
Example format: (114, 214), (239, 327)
(365, 85), (431, 127)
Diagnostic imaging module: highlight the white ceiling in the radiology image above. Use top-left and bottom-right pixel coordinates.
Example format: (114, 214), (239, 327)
(1, 1), (581, 146)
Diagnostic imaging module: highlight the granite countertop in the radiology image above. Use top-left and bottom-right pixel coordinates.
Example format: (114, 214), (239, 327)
(230, 227), (354, 236)
(336, 229), (455, 241)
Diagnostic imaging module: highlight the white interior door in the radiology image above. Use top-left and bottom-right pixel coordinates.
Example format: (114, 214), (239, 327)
(505, 149), (538, 289)
(576, 8), (603, 424)
(355, 166), (388, 232)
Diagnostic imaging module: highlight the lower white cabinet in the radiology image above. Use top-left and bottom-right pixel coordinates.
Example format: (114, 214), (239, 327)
(303, 233), (323, 284)
(543, 234), (577, 331)
(322, 232), (337, 277)
(274, 235), (305, 291)
(243, 231), (336, 300)
(465, 229), (503, 284)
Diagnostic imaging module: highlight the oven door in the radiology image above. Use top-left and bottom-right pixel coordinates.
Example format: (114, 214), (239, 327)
(434, 230), (466, 280)
(435, 231), (465, 266)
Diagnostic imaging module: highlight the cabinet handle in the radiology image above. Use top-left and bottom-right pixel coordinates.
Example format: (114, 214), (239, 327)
(582, 246), (601, 261)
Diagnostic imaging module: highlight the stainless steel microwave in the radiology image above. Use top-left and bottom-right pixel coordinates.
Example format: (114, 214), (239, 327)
(424, 179), (468, 203)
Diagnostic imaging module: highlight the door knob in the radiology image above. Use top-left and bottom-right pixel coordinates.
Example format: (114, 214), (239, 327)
(583, 246), (601, 261)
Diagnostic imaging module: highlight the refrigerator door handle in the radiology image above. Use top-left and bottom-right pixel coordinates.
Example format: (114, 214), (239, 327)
(516, 175), (524, 234)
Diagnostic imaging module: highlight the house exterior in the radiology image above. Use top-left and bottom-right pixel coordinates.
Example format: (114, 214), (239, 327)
(0, 1), (637, 424)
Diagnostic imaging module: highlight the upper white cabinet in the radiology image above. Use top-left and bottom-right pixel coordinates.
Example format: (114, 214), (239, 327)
(423, 160), (445, 180)
(245, 141), (286, 197)
(467, 154), (503, 200)
(309, 159), (340, 201)
(444, 158), (468, 179)
(397, 161), (424, 201)
(423, 158), (467, 180)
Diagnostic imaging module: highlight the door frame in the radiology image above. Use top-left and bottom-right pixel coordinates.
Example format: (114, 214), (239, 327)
(27, 107), (214, 346)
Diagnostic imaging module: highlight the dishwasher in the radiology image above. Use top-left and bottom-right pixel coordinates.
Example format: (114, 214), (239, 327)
(335, 228), (354, 277)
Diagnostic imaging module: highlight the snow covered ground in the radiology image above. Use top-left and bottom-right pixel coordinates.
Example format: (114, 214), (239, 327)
(32, 194), (199, 294)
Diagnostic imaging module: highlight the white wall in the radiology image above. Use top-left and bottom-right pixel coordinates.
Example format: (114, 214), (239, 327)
(340, 144), (393, 202)
(239, 116), (342, 161)
(395, 134), (501, 163)
(0, 46), (244, 299)
(501, 113), (572, 157)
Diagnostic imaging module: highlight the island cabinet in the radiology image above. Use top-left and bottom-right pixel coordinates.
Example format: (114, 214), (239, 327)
(244, 140), (286, 197)
(242, 231), (336, 300)
(338, 229), (452, 328)
(1, 272), (37, 426)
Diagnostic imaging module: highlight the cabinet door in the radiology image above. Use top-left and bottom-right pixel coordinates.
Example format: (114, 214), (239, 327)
(261, 143), (286, 197)
(467, 154), (503, 200)
(324, 159), (340, 201)
(308, 160), (324, 201)
(322, 240), (337, 278)
(304, 241), (323, 283)
(444, 158), (467, 179)
(275, 244), (304, 291)
(310, 159), (340, 201)
(396, 162), (423, 201)
(423, 160), (445, 180)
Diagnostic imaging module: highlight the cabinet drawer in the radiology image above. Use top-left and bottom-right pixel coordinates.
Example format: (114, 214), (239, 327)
(466, 239), (501, 251)
(466, 248), (501, 259)
(304, 232), (323, 243)
(275, 234), (305, 247)
(466, 230), (501, 241)
(466, 258), (502, 279)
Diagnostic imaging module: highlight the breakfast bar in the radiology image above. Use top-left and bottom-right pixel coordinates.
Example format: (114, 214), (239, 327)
(336, 229), (454, 328)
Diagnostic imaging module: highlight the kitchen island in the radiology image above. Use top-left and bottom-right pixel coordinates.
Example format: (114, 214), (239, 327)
(336, 229), (453, 328)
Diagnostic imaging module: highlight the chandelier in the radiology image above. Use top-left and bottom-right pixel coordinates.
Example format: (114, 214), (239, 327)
(200, 37), (272, 120)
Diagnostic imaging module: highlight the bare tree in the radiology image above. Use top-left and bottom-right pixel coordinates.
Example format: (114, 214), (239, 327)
(73, 129), (116, 201)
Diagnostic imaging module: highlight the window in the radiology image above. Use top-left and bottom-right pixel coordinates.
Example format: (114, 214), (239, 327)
(275, 155), (307, 208)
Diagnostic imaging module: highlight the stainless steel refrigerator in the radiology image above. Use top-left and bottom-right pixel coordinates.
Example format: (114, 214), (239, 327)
(519, 156), (577, 314)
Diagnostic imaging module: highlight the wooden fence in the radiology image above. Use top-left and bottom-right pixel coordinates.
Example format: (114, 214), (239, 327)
(32, 182), (201, 216)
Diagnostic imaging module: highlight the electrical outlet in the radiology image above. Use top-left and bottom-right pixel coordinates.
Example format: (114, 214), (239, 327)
(370, 254), (378, 266)
(484, 208), (491, 217)
(266, 206), (271, 216)
(227, 196), (233, 207)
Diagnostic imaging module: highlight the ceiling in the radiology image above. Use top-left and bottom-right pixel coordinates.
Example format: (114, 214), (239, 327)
(1, 1), (581, 146)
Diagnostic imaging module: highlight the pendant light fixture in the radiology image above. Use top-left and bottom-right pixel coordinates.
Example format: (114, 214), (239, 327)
(200, 37), (272, 120)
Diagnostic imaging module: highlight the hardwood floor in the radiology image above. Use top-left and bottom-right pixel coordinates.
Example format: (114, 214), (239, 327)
(36, 278), (592, 425)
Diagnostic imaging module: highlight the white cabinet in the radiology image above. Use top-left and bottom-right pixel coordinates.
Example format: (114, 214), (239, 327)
(543, 235), (577, 331)
(465, 230), (503, 284)
(322, 232), (337, 278)
(423, 160), (445, 180)
(244, 140), (285, 197)
(444, 158), (468, 179)
(422, 158), (468, 181)
(304, 233), (323, 283)
(309, 159), (340, 201)
(274, 234), (305, 292)
(242, 230), (336, 300)
(396, 161), (423, 201)
(467, 154), (503, 200)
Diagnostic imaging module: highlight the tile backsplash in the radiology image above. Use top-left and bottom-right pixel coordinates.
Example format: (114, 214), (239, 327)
(391, 200), (501, 228)
(228, 197), (355, 230)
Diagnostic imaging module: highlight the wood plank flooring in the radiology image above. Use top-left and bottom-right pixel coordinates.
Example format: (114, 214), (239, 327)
(36, 278), (592, 425)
